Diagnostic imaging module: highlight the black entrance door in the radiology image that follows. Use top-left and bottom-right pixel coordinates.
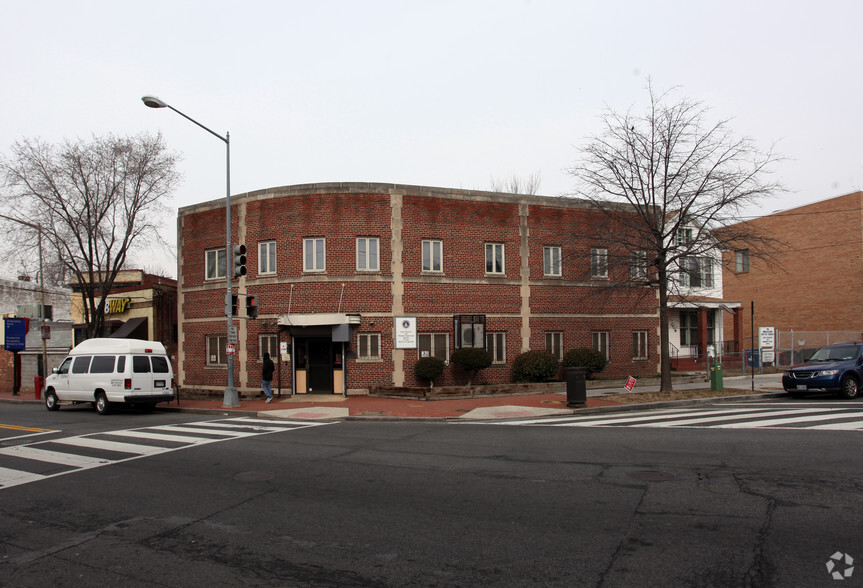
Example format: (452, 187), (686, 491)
(307, 339), (333, 393)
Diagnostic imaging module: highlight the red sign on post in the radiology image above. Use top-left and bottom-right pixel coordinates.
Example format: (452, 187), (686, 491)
(624, 376), (637, 392)
(226, 343), (236, 355)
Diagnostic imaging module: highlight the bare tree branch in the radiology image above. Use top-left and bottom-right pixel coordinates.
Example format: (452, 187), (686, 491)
(567, 81), (784, 391)
(0, 132), (181, 338)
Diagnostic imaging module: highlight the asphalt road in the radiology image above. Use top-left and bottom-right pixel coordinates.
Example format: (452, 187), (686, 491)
(1, 399), (861, 586)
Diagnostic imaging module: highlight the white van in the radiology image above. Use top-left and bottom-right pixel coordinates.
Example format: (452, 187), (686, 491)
(45, 338), (175, 415)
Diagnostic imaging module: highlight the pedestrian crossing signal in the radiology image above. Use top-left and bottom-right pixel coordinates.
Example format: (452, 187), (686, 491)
(246, 295), (258, 319)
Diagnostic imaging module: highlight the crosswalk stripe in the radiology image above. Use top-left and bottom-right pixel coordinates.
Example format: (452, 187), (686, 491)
(0, 418), (333, 491)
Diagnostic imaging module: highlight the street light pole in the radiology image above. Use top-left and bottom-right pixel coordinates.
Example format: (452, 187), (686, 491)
(141, 96), (240, 408)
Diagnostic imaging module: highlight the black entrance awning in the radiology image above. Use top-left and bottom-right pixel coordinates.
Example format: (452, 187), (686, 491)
(109, 316), (148, 339)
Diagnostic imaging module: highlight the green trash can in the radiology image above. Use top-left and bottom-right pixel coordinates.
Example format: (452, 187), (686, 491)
(710, 362), (724, 391)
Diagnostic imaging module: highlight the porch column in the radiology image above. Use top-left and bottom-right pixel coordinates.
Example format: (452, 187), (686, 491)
(698, 307), (709, 359)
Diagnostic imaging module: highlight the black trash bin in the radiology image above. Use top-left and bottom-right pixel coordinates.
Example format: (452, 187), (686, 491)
(564, 366), (587, 407)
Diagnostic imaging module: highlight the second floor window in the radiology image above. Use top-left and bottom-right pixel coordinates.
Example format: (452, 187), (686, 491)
(259, 241), (276, 275)
(735, 249), (750, 273)
(590, 248), (608, 279)
(205, 248), (226, 280)
(304, 238), (326, 272)
(681, 256), (714, 289)
(544, 246), (561, 277)
(485, 243), (505, 275)
(357, 237), (380, 272)
(631, 250), (648, 280)
(422, 239), (442, 272)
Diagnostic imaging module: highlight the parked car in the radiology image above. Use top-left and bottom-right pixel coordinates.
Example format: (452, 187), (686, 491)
(782, 341), (863, 399)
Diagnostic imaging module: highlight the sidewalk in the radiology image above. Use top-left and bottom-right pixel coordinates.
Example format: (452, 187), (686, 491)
(0, 374), (784, 421)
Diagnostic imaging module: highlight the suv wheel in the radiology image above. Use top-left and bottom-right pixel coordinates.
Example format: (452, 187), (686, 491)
(839, 375), (859, 399)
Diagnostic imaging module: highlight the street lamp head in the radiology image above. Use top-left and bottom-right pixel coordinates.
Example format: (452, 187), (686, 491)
(141, 95), (168, 109)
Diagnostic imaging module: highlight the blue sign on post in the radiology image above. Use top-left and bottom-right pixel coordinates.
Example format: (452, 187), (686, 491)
(4, 318), (29, 351)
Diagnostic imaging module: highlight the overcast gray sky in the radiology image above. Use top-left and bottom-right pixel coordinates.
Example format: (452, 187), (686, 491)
(2, 0), (862, 277)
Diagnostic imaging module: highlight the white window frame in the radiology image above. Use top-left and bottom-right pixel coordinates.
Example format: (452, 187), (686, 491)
(485, 242), (505, 275)
(485, 332), (506, 364)
(303, 237), (326, 273)
(543, 246), (562, 277)
(258, 241), (277, 275)
(545, 331), (563, 361)
(631, 250), (647, 281)
(422, 239), (443, 273)
(356, 237), (380, 272)
(676, 227), (693, 246)
(593, 331), (610, 361)
(205, 248), (227, 281)
(259, 333), (278, 360)
(632, 331), (648, 360)
(418, 333), (449, 362)
(357, 333), (382, 361)
(206, 334), (227, 366)
(590, 248), (608, 279)
(680, 256), (714, 289)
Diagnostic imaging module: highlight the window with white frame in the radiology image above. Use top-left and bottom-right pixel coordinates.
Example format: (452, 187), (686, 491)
(632, 331), (648, 360)
(631, 250), (648, 281)
(303, 237), (326, 272)
(544, 246), (562, 277)
(590, 248), (608, 279)
(675, 227), (693, 246)
(592, 331), (610, 361)
(681, 256), (714, 288)
(259, 333), (278, 360)
(418, 333), (449, 362)
(545, 331), (563, 361)
(485, 242), (505, 275)
(258, 241), (276, 275)
(206, 335), (227, 366)
(485, 332), (506, 364)
(735, 249), (750, 273)
(356, 237), (380, 272)
(357, 333), (381, 360)
(205, 248), (227, 281)
(422, 239), (442, 273)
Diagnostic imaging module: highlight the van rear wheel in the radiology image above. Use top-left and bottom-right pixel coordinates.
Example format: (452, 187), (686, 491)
(95, 392), (112, 415)
(45, 390), (60, 411)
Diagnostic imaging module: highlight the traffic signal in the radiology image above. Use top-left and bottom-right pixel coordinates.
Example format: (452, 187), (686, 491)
(231, 293), (238, 316)
(246, 295), (258, 319)
(233, 244), (247, 277)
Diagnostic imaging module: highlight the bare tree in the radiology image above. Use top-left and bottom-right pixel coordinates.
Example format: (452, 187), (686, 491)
(568, 82), (783, 391)
(490, 171), (542, 195)
(0, 133), (181, 338)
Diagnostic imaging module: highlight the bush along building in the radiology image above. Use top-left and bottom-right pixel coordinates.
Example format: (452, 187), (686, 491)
(177, 183), (661, 397)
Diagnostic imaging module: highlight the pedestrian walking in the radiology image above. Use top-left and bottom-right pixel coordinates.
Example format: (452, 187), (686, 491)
(262, 352), (275, 403)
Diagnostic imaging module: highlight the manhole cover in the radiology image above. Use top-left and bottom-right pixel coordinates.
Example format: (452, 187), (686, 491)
(627, 470), (676, 482)
(233, 471), (275, 483)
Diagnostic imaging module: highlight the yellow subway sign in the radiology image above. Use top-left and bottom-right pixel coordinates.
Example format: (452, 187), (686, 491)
(105, 297), (131, 314)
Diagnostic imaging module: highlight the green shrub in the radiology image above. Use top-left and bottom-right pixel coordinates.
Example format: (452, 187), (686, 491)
(511, 350), (559, 382)
(562, 347), (608, 379)
(414, 356), (446, 387)
(450, 347), (493, 385)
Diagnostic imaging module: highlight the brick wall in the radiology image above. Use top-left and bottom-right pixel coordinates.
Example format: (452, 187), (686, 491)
(721, 191), (863, 342)
(178, 183), (660, 394)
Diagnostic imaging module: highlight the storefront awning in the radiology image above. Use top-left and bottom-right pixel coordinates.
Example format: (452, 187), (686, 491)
(109, 316), (148, 339)
(278, 313), (361, 327)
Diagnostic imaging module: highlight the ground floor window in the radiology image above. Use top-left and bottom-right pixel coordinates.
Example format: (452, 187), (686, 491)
(259, 333), (278, 360)
(545, 331), (563, 361)
(485, 332), (506, 364)
(358, 333), (381, 360)
(593, 331), (610, 361)
(632, 331), (648, 360)
(680, 311), (698, 347)
(419, 333), (449, 362)
(206, 335), (227, 366)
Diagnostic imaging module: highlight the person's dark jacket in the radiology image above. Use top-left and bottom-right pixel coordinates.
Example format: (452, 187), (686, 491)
(262, 353), (275, 381)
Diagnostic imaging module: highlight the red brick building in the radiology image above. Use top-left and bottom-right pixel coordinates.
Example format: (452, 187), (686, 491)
(178, 183), (660, 397)
(722, 191), (863, 356)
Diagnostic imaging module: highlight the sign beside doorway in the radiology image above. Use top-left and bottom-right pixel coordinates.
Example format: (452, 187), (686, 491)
(395, 317), (417, 349)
